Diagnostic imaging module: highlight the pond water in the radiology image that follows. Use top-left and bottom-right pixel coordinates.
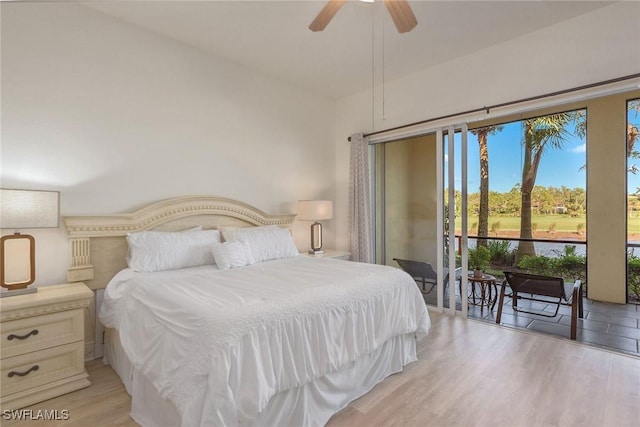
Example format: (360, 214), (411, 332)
(464, 239), (587, 257)
(459, 239), (640, 258)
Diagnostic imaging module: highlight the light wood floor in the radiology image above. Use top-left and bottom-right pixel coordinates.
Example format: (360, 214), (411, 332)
(4, 313), (640, 427)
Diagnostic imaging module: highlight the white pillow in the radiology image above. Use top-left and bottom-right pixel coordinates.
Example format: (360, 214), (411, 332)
(219, 226), (240, 242)
(127, 229), (222, 272)
(229, 225), (299, 263)
(211, 242), (255, 270)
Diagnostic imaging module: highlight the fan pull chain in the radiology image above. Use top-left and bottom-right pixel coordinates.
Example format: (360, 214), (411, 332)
(382, 16), (386, 121)
(371, 3), (375, 131)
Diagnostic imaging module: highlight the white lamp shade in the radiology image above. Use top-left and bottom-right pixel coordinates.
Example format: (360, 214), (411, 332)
(0, 189), (60, 229)
(297, 200), (333, 221)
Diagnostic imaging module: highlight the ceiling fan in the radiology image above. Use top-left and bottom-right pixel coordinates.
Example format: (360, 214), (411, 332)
(309, 0), (418, 34)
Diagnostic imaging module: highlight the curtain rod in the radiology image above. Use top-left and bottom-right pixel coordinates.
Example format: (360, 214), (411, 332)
(347, 72), (640, 142)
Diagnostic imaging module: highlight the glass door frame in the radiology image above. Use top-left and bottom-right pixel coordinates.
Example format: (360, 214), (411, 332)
(437, 125), (469, 316)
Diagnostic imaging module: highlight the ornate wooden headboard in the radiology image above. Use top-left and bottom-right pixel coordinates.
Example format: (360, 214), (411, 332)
(63, 196), (296, 290)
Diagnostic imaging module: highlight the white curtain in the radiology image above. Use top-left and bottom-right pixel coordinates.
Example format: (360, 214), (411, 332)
(349, 133), (373, 263)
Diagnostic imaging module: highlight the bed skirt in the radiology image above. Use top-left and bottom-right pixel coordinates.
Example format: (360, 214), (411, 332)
(104, 328), (418, 426)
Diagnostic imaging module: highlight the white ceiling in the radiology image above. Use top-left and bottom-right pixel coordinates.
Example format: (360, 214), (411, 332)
(85, 1), (613, 99)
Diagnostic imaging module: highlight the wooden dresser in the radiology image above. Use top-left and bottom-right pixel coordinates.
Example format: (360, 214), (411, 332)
(0, 283), (93, 411)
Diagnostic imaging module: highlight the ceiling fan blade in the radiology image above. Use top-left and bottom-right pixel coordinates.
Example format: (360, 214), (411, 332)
(309, 0), (347, 32)
(384, 0), (418, 33)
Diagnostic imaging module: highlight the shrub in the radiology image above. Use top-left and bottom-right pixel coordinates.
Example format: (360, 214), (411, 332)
(517, 255), (556, 276)
(469, 246), (491, 271)
(554, 246), (587, 283)
(627, 252), (640, 302)
(517, 245), (587, 285)
(486, 240), (515, 267)
(556, 245), (578, 256)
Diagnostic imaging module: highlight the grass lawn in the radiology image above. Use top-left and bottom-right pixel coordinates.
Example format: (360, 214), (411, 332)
(457, 214), (640, 235)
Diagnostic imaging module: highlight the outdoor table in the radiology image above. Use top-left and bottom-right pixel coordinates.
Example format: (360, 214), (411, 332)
(466, 273), (498, 311)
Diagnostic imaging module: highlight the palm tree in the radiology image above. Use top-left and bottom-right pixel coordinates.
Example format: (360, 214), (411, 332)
(517, 113), (580, 260)
(470, 125), (503, 247)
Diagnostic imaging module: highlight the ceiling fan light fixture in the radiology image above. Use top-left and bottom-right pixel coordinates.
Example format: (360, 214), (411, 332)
(310, 0), (417, 34)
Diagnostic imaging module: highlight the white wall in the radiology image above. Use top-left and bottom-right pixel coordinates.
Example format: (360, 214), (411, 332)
(0, 3), (336, 286)
(334, 1), (640, 251)
(3, 2), (638, 287)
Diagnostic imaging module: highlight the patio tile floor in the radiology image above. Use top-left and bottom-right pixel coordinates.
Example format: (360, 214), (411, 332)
(467, 294), (640, 356)
(425, 286), (640, 357)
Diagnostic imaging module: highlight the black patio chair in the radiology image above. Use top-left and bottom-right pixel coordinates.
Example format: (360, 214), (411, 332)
(495, 271), (583, 339)
(393, 258), (460, 296)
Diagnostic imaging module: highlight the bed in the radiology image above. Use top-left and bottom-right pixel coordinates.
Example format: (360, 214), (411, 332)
(63, 196), (430, 427)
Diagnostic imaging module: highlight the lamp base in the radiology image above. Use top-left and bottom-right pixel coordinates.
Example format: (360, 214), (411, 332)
(0, 287), (38, 298)
(308, 250), (325, 255)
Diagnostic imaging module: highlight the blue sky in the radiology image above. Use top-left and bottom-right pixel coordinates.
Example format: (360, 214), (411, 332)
(446, 109), (640, 194)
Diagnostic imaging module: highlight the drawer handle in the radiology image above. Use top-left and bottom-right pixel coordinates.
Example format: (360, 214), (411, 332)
(8, 365), (39, 378)
(7, 329), (39, 341)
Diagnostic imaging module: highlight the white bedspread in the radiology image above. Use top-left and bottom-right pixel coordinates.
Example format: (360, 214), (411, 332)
(99, 257), (430, 426)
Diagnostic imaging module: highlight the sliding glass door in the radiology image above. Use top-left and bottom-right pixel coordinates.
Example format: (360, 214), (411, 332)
(441, 126), (469, 313)
(374, 135), (439, 253)
(628, 98), (640, 304)
(373, 125), (469, 313)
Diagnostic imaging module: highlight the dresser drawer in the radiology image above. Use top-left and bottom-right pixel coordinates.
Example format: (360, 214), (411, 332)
(0, 342), (85, 397)
(0, 309), (84, 359)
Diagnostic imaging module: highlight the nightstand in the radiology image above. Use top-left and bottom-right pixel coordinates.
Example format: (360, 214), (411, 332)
(302, 250), (351, 260)
(0, 282), (93, 410)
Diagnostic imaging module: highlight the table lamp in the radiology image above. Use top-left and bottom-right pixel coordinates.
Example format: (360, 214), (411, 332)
(297, 200), (333, 254)
(0, 189), (60, 297)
